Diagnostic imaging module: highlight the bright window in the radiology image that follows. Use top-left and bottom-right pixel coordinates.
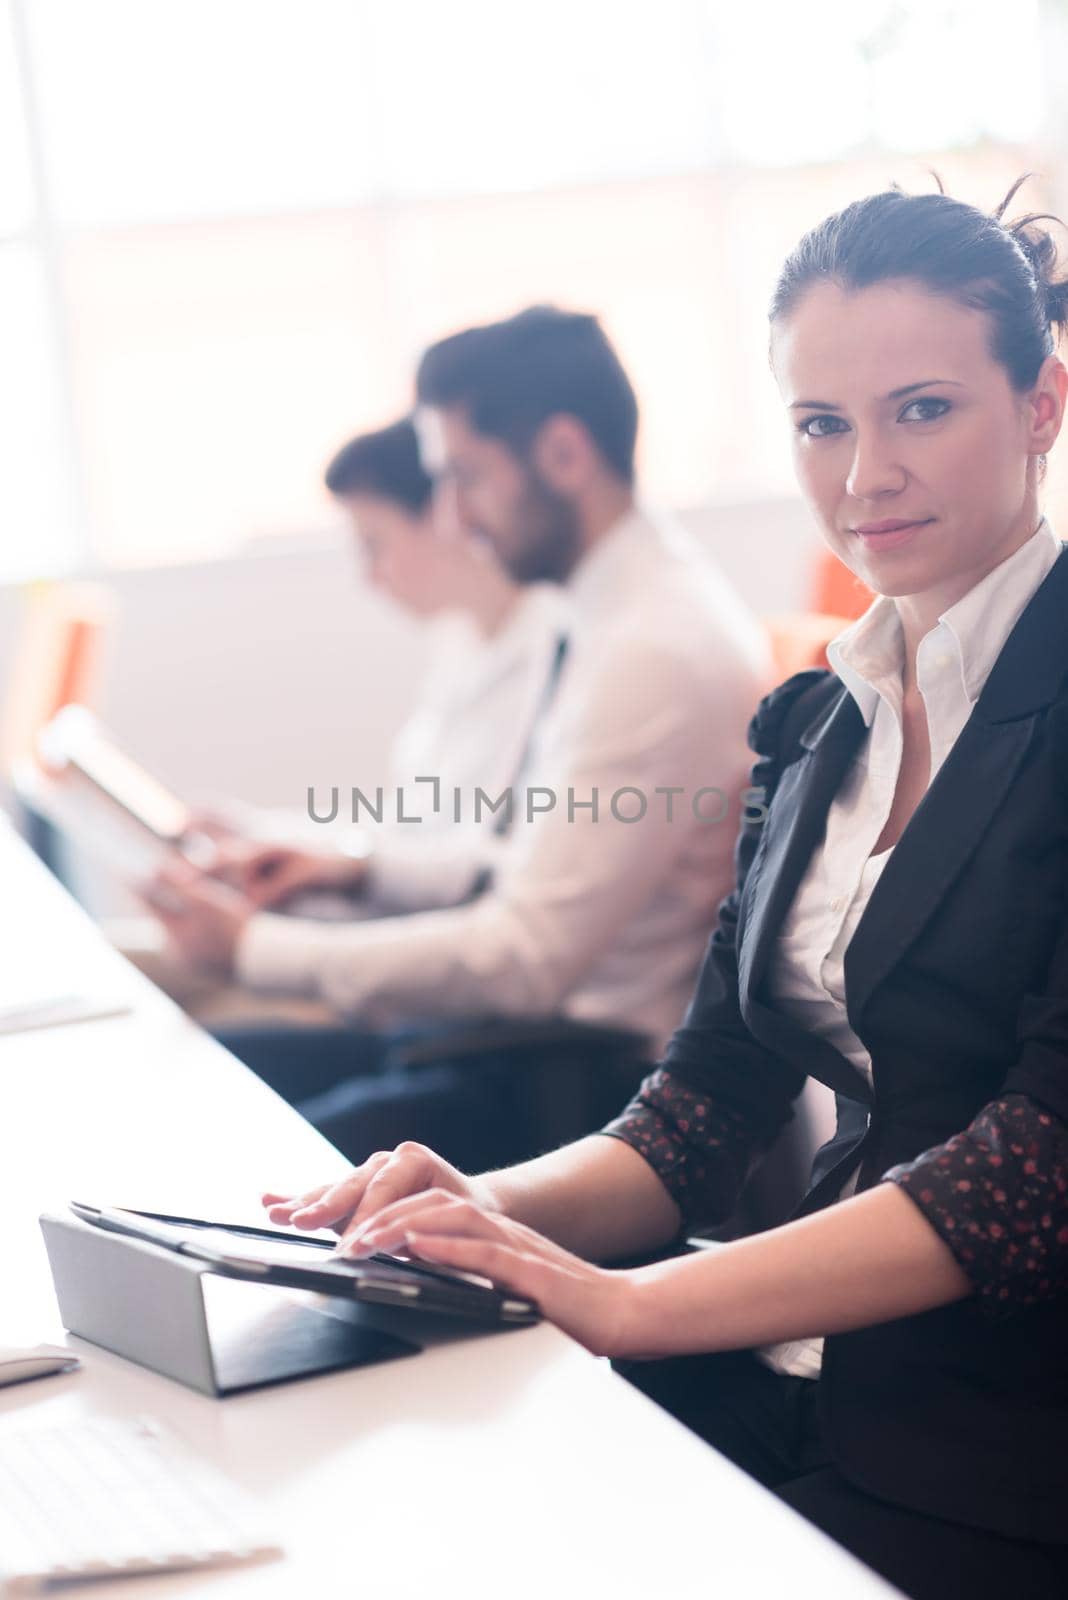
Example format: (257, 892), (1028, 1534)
(2, 0), (1060, 579)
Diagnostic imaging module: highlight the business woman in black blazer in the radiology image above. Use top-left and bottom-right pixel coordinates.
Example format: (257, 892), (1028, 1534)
(263, 184), (1068, 1598)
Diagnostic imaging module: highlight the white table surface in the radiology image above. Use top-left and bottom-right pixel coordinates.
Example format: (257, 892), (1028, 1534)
(1, 821), (900, 1598)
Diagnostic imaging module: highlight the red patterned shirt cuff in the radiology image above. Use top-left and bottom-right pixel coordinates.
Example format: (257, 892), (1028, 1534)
(601, 1068), (764, 1228)
(885, 1093), (1068, 1317)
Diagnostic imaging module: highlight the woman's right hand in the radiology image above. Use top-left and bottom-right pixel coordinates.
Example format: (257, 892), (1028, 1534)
(261, 1142), (497, 1249)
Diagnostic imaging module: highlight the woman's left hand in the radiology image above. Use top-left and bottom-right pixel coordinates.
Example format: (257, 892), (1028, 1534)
(339, 1189), (642, 1358)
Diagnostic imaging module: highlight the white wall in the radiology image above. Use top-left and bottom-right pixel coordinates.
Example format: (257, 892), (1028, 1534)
(0, 531), (427, 816)
(91, 532), (428, 810)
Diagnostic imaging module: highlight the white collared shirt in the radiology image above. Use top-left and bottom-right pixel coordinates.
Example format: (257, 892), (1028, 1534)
(363, 585), (568, 912)
(237, 505), (772, 1053)
(759, 518), (1062, 1379)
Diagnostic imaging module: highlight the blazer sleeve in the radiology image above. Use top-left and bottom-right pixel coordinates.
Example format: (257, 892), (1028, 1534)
(886, 1093), (1068, 1316)
(602, 670), (826, 1229)
(884, 708), (1068, 1316)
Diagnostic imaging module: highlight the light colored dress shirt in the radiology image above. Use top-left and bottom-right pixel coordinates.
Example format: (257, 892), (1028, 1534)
(236, 506), (772, 1053)
(758, 517), (1062, 1379)
(212, 585), (564, 918)
(363, 585), (567, 913)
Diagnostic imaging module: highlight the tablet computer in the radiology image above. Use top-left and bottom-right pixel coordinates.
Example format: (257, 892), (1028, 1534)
(69, 1204), (539, 1327)
(37, 708), (211, 861)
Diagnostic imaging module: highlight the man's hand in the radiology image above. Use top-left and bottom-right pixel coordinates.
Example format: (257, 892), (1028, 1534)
(185, 807), (245, 845)
(140, 857), (253, 974)
(209, 840), (368, 910)
(262, 1141), (495, 1246)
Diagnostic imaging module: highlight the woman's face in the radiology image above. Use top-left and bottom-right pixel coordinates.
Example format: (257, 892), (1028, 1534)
(344, 492), (508, 619)
(771, 278), (1064, 605)
(344, 494), (445, 617)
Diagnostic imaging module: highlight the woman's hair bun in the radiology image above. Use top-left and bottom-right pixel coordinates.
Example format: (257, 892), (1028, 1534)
(995, 176), (1068, 340)
(1041, 273), (1068, 336)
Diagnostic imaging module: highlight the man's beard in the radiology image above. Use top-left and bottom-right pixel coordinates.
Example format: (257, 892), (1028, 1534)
(502, 472), (582, 584)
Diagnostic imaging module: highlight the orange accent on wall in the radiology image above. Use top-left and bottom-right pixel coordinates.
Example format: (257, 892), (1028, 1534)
(810, 548), (874, 621)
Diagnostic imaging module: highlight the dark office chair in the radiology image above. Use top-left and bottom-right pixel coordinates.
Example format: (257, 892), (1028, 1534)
(386, 1016), (653, 1158)
(14, 792), (74, 888)
(216, 1012), (653, 1173)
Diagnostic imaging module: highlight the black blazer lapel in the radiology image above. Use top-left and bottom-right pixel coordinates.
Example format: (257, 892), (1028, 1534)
(738, 685), (864, 1001)
(842, 714), (1038, 1023)
(738, 687), (876, 1103)
(845, 544), (1068, 1024)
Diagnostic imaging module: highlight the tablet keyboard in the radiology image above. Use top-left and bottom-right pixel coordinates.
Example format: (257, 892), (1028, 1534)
(0, 1415), (281, 1592)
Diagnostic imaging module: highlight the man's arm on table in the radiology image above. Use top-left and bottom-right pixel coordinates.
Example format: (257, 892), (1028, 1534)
(238, 641), (743, 1022)
(361, 826), (509, 913)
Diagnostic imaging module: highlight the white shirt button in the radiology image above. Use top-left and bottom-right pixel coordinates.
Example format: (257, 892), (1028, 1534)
(830, 895), (844, 913)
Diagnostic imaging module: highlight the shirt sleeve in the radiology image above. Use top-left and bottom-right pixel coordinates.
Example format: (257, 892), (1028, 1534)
(601, 1068), (771, 1229)
(885, 1092), (1068, 1316)
(236, 635), (757, 1030)
(364, 828), (506, 913)
(595, 671), (833, 1225)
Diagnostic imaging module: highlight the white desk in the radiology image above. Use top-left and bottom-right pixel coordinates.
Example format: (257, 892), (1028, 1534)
(1, 823), (899, 1598)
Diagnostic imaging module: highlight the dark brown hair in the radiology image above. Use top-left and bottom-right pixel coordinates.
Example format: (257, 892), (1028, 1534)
(416, 306), (639, 484)
(324, 418), (431, 512)
(770, 177), (1068, 391)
